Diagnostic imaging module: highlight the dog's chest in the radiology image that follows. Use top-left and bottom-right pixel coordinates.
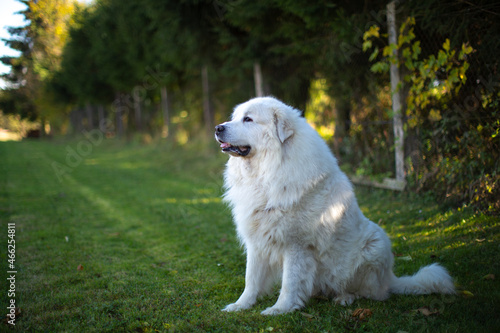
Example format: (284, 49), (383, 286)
(235, 209), (286, 267)
(237, 202), (293, 247)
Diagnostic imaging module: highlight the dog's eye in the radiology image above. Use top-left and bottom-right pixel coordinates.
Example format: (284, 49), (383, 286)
(243, 116), (253, 123)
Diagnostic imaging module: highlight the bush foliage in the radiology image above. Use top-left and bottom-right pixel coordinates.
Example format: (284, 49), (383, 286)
(364, 17), (499, 213)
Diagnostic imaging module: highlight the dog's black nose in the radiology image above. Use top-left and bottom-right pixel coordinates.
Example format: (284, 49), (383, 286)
(215, 124), (225, 133)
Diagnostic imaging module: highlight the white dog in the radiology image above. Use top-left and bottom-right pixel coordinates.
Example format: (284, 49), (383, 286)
(215, 97), (455, 315)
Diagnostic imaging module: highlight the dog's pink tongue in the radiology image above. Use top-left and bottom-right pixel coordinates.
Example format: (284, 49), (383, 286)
(220, 143), (231, 149)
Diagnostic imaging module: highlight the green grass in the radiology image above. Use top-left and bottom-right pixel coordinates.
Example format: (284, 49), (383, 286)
(1, 139), (499, 332)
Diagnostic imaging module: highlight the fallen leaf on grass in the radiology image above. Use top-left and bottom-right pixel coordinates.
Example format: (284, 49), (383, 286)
(396, 255), (412, 261)
(416, 307), (439, 316)
(77, 264), (84, 271)
(459, 290), (474, 298)
(352, 308), (373, 320)
(482, 274), (495, 280)
(300, 312), (314, 319)
(4, 307), (21, 324)
(151, 262), (166, 268)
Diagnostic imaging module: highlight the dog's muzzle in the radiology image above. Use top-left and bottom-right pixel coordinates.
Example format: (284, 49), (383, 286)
(215, 124), (251, 157)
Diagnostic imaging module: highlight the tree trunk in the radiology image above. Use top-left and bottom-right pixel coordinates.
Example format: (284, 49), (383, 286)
(133, 88), (142, 132)
(253, 62), (264, 97)
(40, 116), (47, 137)
(334, 99), (351, 138)
(85, 103), (93, 130)
(115, 93), (124, 137)
(97, 105), (105, 131)
(332, 98), (351, 156)
(73, 108), (83, 134)
(160, 86), (170, 138)
(387, 1), (405, 182)
(202, 65), (214, 134)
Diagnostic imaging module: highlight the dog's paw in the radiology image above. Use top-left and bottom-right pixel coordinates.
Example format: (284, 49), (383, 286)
(222, 302), (251, 312)
(261, 306), (286, 316)
(261, 305), (298, 316)
(334, 294), (356, 306)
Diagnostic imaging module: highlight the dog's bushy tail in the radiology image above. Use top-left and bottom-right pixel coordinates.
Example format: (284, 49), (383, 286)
(390, 263), (455, 295)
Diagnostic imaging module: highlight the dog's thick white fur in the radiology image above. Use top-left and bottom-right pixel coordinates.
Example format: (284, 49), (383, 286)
(215, 97), (455, 315)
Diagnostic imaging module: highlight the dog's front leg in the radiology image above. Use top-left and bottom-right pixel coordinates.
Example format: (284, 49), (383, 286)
(222, 246), (271, 312)
(261, 246), (316, 315)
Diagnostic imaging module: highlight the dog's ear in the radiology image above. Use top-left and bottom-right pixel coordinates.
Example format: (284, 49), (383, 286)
(274, 109), (294, 143)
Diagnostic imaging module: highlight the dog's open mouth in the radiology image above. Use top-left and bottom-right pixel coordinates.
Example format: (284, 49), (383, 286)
(220, 142), (251, 156)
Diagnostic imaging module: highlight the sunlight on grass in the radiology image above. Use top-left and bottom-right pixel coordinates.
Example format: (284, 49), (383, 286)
(442, 241), (468, 250)
(165, 197), (221, 204)
(60, 171), (145, 231)
(84, 159), (99, 165)
(117, 161), (152, 170)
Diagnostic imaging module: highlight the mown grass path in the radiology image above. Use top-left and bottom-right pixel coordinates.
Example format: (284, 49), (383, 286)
(1, 140), (498, 332)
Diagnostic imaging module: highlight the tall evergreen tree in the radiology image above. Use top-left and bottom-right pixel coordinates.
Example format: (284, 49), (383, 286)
(0, 0), (76, 133)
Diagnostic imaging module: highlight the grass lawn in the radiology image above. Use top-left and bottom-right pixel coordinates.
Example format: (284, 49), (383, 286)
(1, 138), (499, 332)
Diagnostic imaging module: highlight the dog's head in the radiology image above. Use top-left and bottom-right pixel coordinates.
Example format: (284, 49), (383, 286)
(215, 97), (297, 157)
